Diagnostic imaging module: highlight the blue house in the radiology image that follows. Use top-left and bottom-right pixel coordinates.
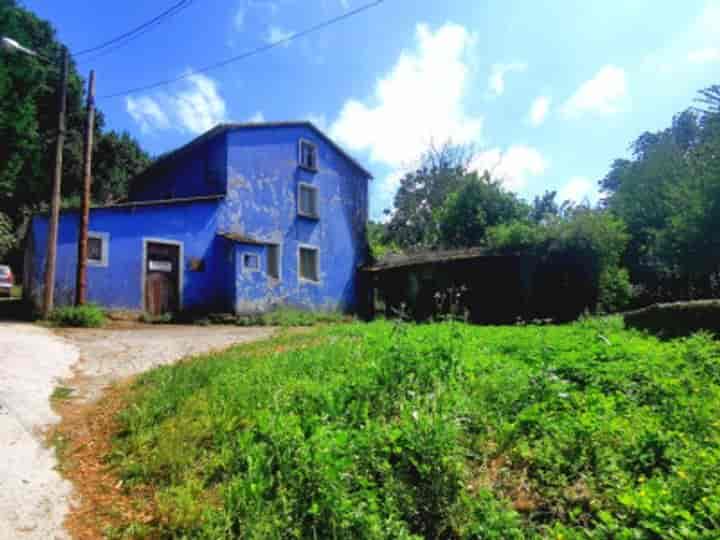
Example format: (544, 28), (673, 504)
(26, 122), (372, 315)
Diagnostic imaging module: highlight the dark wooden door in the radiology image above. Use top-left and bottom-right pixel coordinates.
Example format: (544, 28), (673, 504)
(145, 242), (180, 316)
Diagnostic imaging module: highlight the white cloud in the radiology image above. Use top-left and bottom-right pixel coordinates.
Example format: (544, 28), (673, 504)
(266, 25), (293, 45)
(331, 23), (482, 170)
(125, 96), (170, 133)
(340, 0), (350, 8)
(688, 47), (720, 63)
(528, 96), (551, 126)
(172, 74), (227, 133)
(488, 62), (527, 96)
(247, 111), (265, 123)
(562, 65), (628, 117)
(470, 145), (548, 191)
(559, 176), (597, 203)
(125, 73), (226, 135)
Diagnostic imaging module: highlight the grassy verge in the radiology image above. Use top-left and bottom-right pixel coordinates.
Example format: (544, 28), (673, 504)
(108, 318), (720, 538)
(49, 304), (106, 327)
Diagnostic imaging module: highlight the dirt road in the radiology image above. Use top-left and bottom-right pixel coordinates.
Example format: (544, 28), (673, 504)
(0, 322), (274, 539)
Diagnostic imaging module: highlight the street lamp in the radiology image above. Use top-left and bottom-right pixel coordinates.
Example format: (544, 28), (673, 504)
(2, 36), (68, 317)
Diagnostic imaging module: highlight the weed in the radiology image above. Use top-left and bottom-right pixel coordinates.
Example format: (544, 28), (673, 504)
(51, 386), (74, 401)
(48, 304), (106, 327)
(111, 318), (720, 538)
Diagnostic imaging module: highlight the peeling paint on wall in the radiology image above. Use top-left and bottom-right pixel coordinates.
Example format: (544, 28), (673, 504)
(30, 124), (369, 314)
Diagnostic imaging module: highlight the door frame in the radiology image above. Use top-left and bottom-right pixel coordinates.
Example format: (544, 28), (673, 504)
(141, 237), (184, 312)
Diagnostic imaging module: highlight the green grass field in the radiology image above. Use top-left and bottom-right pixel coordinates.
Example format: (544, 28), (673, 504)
(111, 319), (720, 539)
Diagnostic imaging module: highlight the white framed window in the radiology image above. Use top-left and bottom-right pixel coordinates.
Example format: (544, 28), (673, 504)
(87, 232), (109, 267)
(267, 244), (280, 280)
(298, 139), (318, 171)
(298, 183), (319, 218)
(298, 245), (319, 283)
(243, 253), (260, 271)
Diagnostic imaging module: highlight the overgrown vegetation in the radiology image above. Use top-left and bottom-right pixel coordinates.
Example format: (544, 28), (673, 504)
(111, 320), (720, 538)
(48, 303), (105, 327)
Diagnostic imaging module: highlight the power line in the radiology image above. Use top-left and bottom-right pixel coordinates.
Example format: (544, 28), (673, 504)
(73, 0), (193, 57)
(99, 0), (384, 100)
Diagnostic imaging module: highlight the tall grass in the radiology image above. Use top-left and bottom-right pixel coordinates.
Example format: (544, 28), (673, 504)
(111, 318), (720, 538)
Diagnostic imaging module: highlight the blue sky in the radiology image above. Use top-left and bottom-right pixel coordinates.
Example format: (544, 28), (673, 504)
(24, 0), (720, 219)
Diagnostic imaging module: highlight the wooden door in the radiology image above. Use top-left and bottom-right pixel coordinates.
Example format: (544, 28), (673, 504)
(145, 242), (180, 316)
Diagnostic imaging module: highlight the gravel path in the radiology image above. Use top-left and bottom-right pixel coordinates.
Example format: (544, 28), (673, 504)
(0, 322), (274, 539)
(0, 323), (77, 540)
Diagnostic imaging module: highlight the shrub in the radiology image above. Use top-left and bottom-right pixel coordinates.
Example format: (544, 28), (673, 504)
(48, 304), (106, 327)
(624, 299), (720, 337)
(598, 266), (634, 313)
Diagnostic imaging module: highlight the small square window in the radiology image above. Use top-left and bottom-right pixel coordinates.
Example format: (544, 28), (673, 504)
(267, 245), (280, 280)
(299, 246), (319, 282)
(298, 183), (319, 218)
(243, 253), (259, 270)
(299, 139), (318, 171)
(87, 232), (108, 267)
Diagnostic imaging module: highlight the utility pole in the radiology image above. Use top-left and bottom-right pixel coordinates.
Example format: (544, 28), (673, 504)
(75, 69), (96, 306)
(42, 46), (68, 317)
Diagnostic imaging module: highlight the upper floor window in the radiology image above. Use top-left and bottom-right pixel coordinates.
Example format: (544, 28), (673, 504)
(299, 139), (318, 171)
(298, 183), (319, 219)
(87, 232), (109, 267)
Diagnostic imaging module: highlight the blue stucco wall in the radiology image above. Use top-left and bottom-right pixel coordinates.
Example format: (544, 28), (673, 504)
(218, 125), (369, 313)
(29, 199), (231, 312)
(29, 124), (369, 315)
(129, 133), (228, 201)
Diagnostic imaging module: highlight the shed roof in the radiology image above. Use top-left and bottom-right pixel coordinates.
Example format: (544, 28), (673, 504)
(131, 122), (373, 189)
(364, 247), (504, 272)
(218, 232), (277, 246)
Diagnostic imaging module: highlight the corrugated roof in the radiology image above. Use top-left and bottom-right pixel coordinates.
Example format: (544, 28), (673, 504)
(364, 247), (502, 272)
(131, 121), (373, 191)
(218, 232), (277, 246)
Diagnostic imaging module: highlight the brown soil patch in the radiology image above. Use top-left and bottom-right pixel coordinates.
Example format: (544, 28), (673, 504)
(48, 377), (158, 539)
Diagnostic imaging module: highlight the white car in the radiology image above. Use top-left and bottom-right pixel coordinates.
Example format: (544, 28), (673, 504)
(0, 265), (14, 297)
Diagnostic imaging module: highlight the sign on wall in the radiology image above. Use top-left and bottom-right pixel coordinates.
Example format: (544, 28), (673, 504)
(149, 260), (173, 272)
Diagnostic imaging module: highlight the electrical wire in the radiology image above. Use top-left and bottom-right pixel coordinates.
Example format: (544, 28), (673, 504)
(98, 0), (384, 100)
(73, 0), (193, 57)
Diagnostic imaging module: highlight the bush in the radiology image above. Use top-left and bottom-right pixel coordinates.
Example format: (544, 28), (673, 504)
(624, 299), (720, 337)
(598, 266), (634, 313)
(48, 304), (106, 327)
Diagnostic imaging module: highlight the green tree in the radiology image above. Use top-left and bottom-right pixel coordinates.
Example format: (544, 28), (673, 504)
(437, 172), (528, 248)
(0, 0), (151, 268)
(93, 130), (151, 204)
(602, 97), (720, 301)
(385, 142), (474, 250)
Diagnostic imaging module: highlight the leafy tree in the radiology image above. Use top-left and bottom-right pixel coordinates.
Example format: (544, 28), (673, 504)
(366, 221), (400, 260)
(385, 142), (474, 250)
(0, 0), (150, 268)
(93, 130), (151, 204)
(602, 94), (720, 301)
(0, 212), (15, 260)
(437, 172), (528, 248)
(531, 190), (559, 223)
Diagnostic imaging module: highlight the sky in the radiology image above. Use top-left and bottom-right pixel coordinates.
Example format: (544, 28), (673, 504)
(23, 0), (720, 219)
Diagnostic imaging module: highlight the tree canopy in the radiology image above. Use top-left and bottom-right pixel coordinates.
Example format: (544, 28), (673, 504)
(0, 0), (150, 261)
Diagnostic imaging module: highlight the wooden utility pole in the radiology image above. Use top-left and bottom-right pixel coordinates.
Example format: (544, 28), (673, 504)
(42, 47), (68, 317)
(75, 69), (96, 306)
